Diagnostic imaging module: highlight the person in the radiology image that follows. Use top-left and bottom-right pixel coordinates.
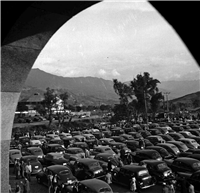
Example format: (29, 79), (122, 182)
(162, 183), (169, 193)
(120, 146), (125, 162)
(107, 159), (112, 173)
(17, 143), (22, 151)
(125, 152), (133, 165)
(25, 162), (32, 182)
(105, 172), (112, 185)
(188, 183), (195, 193)
(169, 181), (175, 193)
(20, 160), (25, 179)
(84, 148), (90, 158)
(13, 158), (18, 174)
(9, 184), (12, 193)
(130, 177), (137, 192)
(48, 171), (53, 193)
(139, 138), (145, 150)
(21, 178), (30, 193)
(52, 174), (58, 192)
(15, 183), (21, 193)
(72, 181), (79, 193)
(16, 159), (21, 179)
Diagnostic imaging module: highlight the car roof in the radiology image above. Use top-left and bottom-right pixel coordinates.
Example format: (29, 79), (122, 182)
(146, 146), (164, 150)
(22, 155), (38, 159)
(78, 158), (99, 165)
(47, 152), (64, 156)
(142, 159), (165, 165)
(175, 157), (200, 163)
(9, 149), (21, 152)
(179, 138), (195, 141)
(80, 179), (111, 191)
(48, 165), (70, 173)
(67, 147), (82, 150)
(47, 144), (61, 147)
(136, 149), (158, 153)
(27, 147), (41, 150)
(100, 138), (113, 140)
(122, 165), (147, 172)
(95, 153), (114, 157)
(95, 146), (111, 150)
(157, 143), (177, 147)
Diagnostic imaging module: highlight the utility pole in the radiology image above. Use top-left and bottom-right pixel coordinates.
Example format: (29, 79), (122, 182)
(144, 89), (148, 124)
(163, 92), (170, 112)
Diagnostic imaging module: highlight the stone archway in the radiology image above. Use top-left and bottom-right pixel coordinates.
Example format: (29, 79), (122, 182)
(1, 2), (199, 192)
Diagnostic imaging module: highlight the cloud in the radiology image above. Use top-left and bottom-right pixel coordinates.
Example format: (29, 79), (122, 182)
(112, 69), (121, 76)
(98, 69), (107, 75)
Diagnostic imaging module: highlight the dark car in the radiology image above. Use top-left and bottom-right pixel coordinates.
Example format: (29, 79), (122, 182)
(167, 141), (189, 153)
(120, 134), (134, 141)
(168, 133), (185, 141)
(42, 144), (66, 155)
(77, 179), (113, 193)
(36, 165), (76, 187)
(146, 136), (165, 145)
(22, 147), (44, 160)
(188, 129), (200, 137)
(156, 143), (180, 156)
(69, 159), (105, 180)
(186, 149), (200, 154)
(165, 157), (200, 175)
(139, 160), (175, 183)
(111, 128), (125, 136)
(63, 147), (85, 160)
(149, 129), (162, 135)
(72, 142), (88, 150)
(124, 127), (136, 134)
(158, 134), (175, 142)
(171, 126), (184, 132)
(91, 146), (116, 157)
(146, 146), (172, 159)
(128, 132), (142, 139)
(109, 142), (130, 154)
(140, 130), (151, 138)
(111, 136), (126, 143)
(125, 140), (140, 152)
(48, 139), (65, 147)
(112, 165), (156, 190)
(21, 155), (43, 175)
(19, 136), (30, 147)
(132, 149), (162, 163)
(40, 153), (68, 166)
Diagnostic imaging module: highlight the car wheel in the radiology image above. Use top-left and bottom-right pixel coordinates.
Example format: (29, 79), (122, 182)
(37, 177), (42, 184)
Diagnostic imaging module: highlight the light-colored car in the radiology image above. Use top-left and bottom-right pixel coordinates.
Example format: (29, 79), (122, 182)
(9, 149), (22, 165)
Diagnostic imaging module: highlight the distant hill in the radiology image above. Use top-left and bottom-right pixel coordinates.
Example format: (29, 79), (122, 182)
(22, 68), (200, 105)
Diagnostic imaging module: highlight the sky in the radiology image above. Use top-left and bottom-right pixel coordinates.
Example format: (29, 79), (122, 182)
(33, 0), (200, 82)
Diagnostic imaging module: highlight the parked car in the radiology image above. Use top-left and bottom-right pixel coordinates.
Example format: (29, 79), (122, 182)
(21, 155), (43, 174)
(69, 158), (105, 181)
(29, 140), (42, 147)
(140, 130), (151, 138)
(111, 128), (125, 136)
(139, 160), (175, 183)
(146, 136), (165, 145)
(42, 144), (66, 155)
(125, 140), (140, 152)
(36, 165), (76, 187)
(73, 135), (86, 142)
(109, 142), (130, 154)
(72, 142), (88, 150)
(128, 132), (143, 139)
(111, 136), (126, 143)
(59, 132), (72, 140)
(63, 147), (85, 160)
(9, 149), (22, 165)
(48, 139), (65, 147)
(45, 134), (61, 142)
(179, 131), (196, 138)
(149, 129), (162, 135)
(131, 149), (162, 163)
(178, 138), (200, 149)
(167, 141), (189, 153)
(123, 127), (136, 134)
(22, 147), (44, 159)
(168, 133), (185, 141)
(112, 165), (156, 190)
(165, 157), (200, 175)
(158, 134), (175, 142)
(19, 136), (30, 147)
(77, 179), (113, 193)
(156, 143), (180, 157)
(91, 146), (116, 157)
(99, 138), (116, 146)
(40, 152), (68, 166)
(188, 129), (200, 137)
(120, 134), (134, 141)
(171, 126), (184, 132)
(145, 146), (172, 159)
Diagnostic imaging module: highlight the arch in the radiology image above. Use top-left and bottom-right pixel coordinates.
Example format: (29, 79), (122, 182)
(1, 2), (199, 192)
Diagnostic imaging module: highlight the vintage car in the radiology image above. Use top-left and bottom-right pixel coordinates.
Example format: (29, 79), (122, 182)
(178, 138), (200, 149)
(91, 146), (116, 157)
(31, 135), (45, 141)
(123, 127), (136, 134)
(73, 135), (86, 142)
(94, 153), (120, 170)
(111, 136), (126, 143)
(139, 160), (175, 183)
(109, 142), (130, 154)
(188, 129), (200, 137)
(22, 147), (44, 159)
(82, 134), (95, 140)
(92, 131), (103, 140)
(140, 130), (151, 138)
(21, 155), (43, 174)
(71, 131), (82, 136)
(158, 134), (175, 142)
(111, 128), (125, 136)
(63, 147), (85, 160)
(36, 165), (76, 187)
(132, 149), (162, 163)
(149, 129), (162, 135)
(167, 141), (189, 152)
(99, 138), (116, 146)
(181, 154), (200, 161)
(120, 134), (134, 141)
(125, 140), (140, 152)
(9, 149), (22, 165)
(42, 144), (66, 155)
(40, 152), (68, 166)
(165, 157), (200, 175)
(29, 140), (42, 147)
(19, 136), (30, 147)
(45, 134), (61, 142)
(171, 126), (184, 132)
(48, 139), (65, 147)
(128, 132), (143, 139)
(112, 165), (156, 190)
(63, 137), (75, 148)
(186, 148), (200, 154)
(59, 132), (72, 140)
(72, 142), (88, 150)
(146, 136), (165, 145)
(168, 133), (185, 141)
(146, 146), (172, 159)
(69, 158), (105, 181)
(156, 143), (180, 157)
(179, 131), (196, 138)
(77, 179), (113, 193)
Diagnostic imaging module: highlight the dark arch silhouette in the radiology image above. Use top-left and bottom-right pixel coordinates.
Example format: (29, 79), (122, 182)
(1, 1), (199, 192)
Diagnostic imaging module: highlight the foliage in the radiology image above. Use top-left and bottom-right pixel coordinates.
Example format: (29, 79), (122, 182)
(16, 103), (28, 112)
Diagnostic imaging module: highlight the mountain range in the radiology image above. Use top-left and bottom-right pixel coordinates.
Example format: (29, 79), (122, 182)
(21, 68), (200, 106)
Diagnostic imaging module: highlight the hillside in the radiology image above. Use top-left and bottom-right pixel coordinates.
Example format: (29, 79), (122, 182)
(22, 68), (200, 105)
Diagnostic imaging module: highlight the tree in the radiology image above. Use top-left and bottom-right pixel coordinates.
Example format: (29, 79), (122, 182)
(34, 103), (46, 116)
(17, 103), (28, 112)
(43, 87), (59, 127)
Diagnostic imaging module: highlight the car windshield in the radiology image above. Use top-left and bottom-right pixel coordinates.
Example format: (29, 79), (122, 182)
(157, 163), (168, 170)
(138, 170), (149, 177)
(160, 149), (170, 156)
(26, 157), (37, 162)
(11, 152), (20, 155)
(71, 149), (83, 154)
(59, 169), (70, 176)
(99, 187), (112, 193)
(109, 139), (115, 143)
(105, 148), (112, 151)
(88, 162), (100, 169)
(152, 152), (160, 159)
(53, 155), (64, 159)
(33, 149), (42, 153)
(193, 162), (200, 171)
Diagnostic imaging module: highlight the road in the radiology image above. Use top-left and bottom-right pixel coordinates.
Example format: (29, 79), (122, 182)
(9, 167), (164, 193)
